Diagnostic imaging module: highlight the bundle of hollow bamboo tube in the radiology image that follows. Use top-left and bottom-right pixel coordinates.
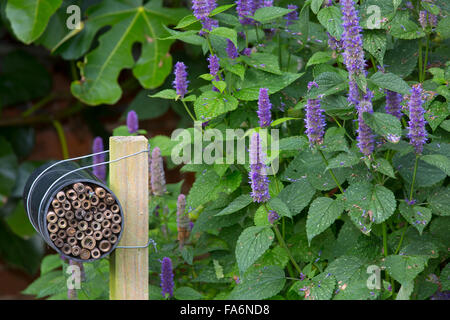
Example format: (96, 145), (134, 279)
(46, 182), (122, 260)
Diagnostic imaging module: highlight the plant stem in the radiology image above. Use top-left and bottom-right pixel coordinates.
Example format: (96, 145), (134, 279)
(205, 34), (215, 55)
(422, 35), (430, 82)
(370, 55), (377, 73)
(52, 120), (69, 159)
(273, 224), (302, 277)
(22, 93), (56, 117)
(278, 32), (282, 69)
(418, 39), (423, 82)
(382, 222), (390, 282)
(255, 25), (260, 43)
(409, 154), (419, 201)
(318, 149), (344, 193)
(394, 226), (407, 255)
(181, 99), (197, 122)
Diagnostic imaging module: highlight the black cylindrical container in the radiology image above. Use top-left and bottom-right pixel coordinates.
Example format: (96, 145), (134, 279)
(23, 161), (124, 262)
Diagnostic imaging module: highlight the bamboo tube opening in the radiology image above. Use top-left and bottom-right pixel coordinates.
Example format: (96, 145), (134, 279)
(80, 249), (90, 260)
(46, 212), (58, 224)
(81, 236), (96, 250)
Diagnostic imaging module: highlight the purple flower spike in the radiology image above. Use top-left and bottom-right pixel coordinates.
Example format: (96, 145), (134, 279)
(305, 82), (326, 146)
(385, 90), (403, 120)
(263, 0), (273, 7)
(249, 132), (270, 203)
(236, 0), (254, 25)
(151, 147), (167, 196)
(356, 90), (375, 156)
(268, 210), (279, 224)
(285, 5), (298, 25)
(257, 88), (272, 128)
(192, 0), (216, 20)
(226, 39), (239, 59)
(92, 137), (106, 182)
(173, 62), (189, 98)
(127, 110), (139, 134)
(208, 54), (220, 77)
(327, 32), (342, 51)
(160, 257), (174, 298)
(419, 11), (428, 29)
(341, 0), (367, 106)
(200, 17), (219, 35)
(428, 13), (438, 27)
(407, 84), (428, 154)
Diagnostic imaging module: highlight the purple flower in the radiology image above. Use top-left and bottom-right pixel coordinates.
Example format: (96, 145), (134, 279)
(341, 0), (367, 106)
(160, 257), (174, 298)
(285, 5), (298, 25)
(226, 39), (239, 59)
(257, 88), (272, 127)
(241, 48), (253, 56)
(249, 132), (270, 203)
(407, 84), (428, 154)
(430, 290), (450, 300)
(127, 110), (139, 134)
(92, 137), (106, 182)
(151, 147), (167, 196)
(189, 221), (194, 231)
(327, 32), (342, 51)
(385, 90), (403, 120)
(356, 90), (375, 156)
(263, 0), (273, 7)
(304, 82), (326, 146)
(199, 17), (219, 35)
(176, 194), (190, 229)
(419, 11), (428, 29)
(268, 210), (279, 224)
(323, 0), (333, 7)
(208, 54), (220, 77)
(236, 0), (254, 25)
(173, 62), (189, 98)
(428, 13), (438, 27)
(192, 0), (216, 20)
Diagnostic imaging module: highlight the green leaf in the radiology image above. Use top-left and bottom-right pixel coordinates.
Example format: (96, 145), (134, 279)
(297, 272), (336, 300)
(228, 266), (285, 300)
(174, 287), (204, 300)
(6, 0), (62, 44)
(393, 152), (447, 188)
(428, 187), (450, 216)
(22, 270), (65, 298)
(322, 127), (349, 153)
(421, 2), (440, 15)
(388, 13), (425, 39)
(277, 180), (316, 215)
(441, 120), (450, 132)
(234, 69), (303, 101)
(6, 202), (35, 237)
(268, 197), (292, 218)
(278, 136), (309, 151)
(210, 26), (237, 48)
(253, 6), (295, 23)
(306, 51), (333, 68)
(122, 90), (169, 121)
(363, 112), (402, 142)
(209, 4), (236, 17)
(441, 264), (450, 291)
(194, 91), (239, 120)
(421, 154), (450, 176)
(254, 205), (270, 226)
(215, 194), (253, 216)
(363, 30), (387, 65)
(384, 40), (418, 78)
(306, 197), (344, 243)
(306, 72), (348, 99)
(399, 203), (432, 235)
(369, 72), (411, 95)
(384, 255), (427, 285)
(345, 181), (397, 225)
(181, 246), (194, 265)
(256, 246), (289, 269)
(149, 89), (177, 100)
(436, 16), (450, 39)
(310, 0), (324, 14)
(236, 226), (274, 274)
(40, 254), (62, 275)
(224, 63), (245, 80)
(241, 53), (282, 75)
(160, 28), (204, 45)
(317, 6), (344, 40)
(372, 158), (396, 179)
(326, 152), (360, 170)
(396, 281), (414, 300)
(70, 0), (187, 105)
(175, 14), (198, 29)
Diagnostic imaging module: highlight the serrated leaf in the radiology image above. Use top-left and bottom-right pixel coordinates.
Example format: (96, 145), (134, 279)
(369, 72), (411, 95)
(436, 16), (450, 39)
(317, 6), (344, 39)
(241, 53), (282, 75)
(384, 40), (418, 78)
(326, 152), (360, 170)
(306, 51), (333, 68)
(384, 255), (427, 285)
(6, 0), (62, 44)
(421, 154), (450, 176)
(256, 246), (289, 269)
(363, 30), (387, 65)
(210, 4), (236, 17)
(40, 254), (63, 275)
(236, 226), (274, 274)
(194, 91), (238, 120)
(22, 270), (65, 298)
(322, 127), (349, 153)
(345, 181), (397, 225)
(210, 26), (237, 48)
(363, 112), (402, 142)
(428, 187), (450, 216)
(306, 72), (348, 99)
(306, 197), (344, 243)
(268, 197), (292, 218)
(277, 180), (316, 215)
(181, 246), (194, 265)
(215, 194), (253, 216)
(234, 69), (303, 101)
(399, 203), (432, 235)
(149, 89), (177, 99)
(253, 6), (295, 23)
(175, 14), (198, 29)
(310, 0), (324, 14)
(440, 264), (450, 291)
(372, 158), (396, 179)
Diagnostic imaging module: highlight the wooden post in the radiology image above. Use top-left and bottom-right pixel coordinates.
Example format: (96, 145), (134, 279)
(109, 136), (148, 300)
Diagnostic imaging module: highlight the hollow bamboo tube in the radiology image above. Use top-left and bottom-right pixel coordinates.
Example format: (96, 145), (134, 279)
(72, 200), (81, 209)
(62, 244), (72, 255)
(65, 210), (74, 220)
(68, 219), (78, 228)
(78, 193), (86, 201)
(111, 224), (121, 234)
(99, 240), (111, 252)
(54, 239), (64, 248)
(102, 228), (112, 238)
(94, 213), (104, 222)
(91, 221), (101, 231)
(57, 218), (67, 229)
(95, 187), (106, 198)
(93, 231), (103, 241)
(62, 201), (71, 211)
(91, 195), (99, 206)
(46, 212), (58, 224)
(72, 246), (81, 256)
(47, 223), (59, 233)
(112, 214), (122, 224)
(84, 212), (93, 222)
(109, 235), (118, 244)
(67, 236), (77, 246)
(73, 183), (85, 194)
(52, 199), (61, 209)
(102, 220), (111, 229)
(66, 189), (77, 201)
(98, 203), (107, 212)
(104, 210), (112, 219)
(81, 200), (91, 210)
(109, 136), (148, 300)
(57, 230), (67, 239)
(57, 191), (66, 203)
(67, 227), (77, 237)
(55, 208), (65, 217)
(75, 231), (85, 240)
(85, 227), (93, 236)
(80, 249), (90, 260)
(78, 221), (88, 231)
(75, 208), (85, 220)
(81, 236), (96, 250)
(91, 248), (101, 259)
